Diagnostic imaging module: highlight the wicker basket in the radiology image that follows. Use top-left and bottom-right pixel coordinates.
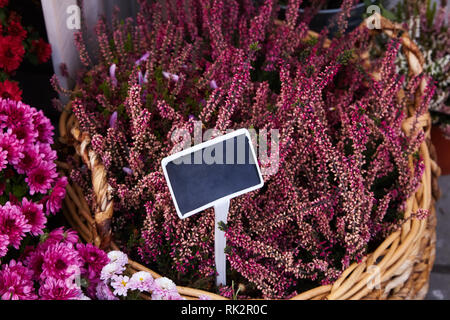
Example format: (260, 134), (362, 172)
(58, 14), (441, 300)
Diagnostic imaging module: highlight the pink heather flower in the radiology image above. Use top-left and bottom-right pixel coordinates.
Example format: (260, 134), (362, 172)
(100, 262), (125, 281)
(14, 144), (42, 174)
(199, 294), (211, 300)
(107, 250), (128, 267)
(38, 278), (81, 300)
(110, 275), (130, 297)
(77, 243), (109, 274)
(0, 260), (37, 300)
(25, 161), (58, 195)
(0, 148), (7, 171)
(151, 277), (181, 300)
(0, 202), (31, 249)
(128, 271), (154, 292)
(32, 109), (54, 144)
(96, 281), (118, 300)
(21, 198), (46, 236)
(162, 71), (179, 82)
(0, 234), (8, 258)
(109, 111), (118, 129)
(40, 242), (83, 280)
(0, 129), (24, 165)
(46, 176), (67, 215)
(110, 64), (118, 87)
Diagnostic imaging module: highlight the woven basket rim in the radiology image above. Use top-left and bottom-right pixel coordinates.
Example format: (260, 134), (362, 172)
(58, 13), (439, 300)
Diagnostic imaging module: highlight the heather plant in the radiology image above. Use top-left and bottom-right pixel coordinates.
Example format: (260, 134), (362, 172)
(388, 0), (450, 137)
(57, 0), (433, 298)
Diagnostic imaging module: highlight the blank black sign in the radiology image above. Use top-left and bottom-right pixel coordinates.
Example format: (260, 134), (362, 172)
(164, 134), (262, 217)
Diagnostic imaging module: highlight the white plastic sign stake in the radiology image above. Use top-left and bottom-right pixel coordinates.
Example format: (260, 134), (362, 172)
(161, 129), (264, 286)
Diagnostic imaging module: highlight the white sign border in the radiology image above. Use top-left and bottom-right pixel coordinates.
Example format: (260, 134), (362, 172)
(161, 128), (264, 219)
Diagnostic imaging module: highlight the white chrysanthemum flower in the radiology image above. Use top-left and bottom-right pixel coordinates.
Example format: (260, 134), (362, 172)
(107, 250), (128, 267)
(154, 277), (177, 291)
(129, 271), (154, 292)
(111, 275), (130, 297)
(100, 262), (125, 281)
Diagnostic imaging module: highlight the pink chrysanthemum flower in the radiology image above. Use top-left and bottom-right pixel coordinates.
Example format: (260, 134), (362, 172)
(77, 243), (109, 274)
(0, 129), (24, 165)
(43, 227), (79, 248)
(25, 160), (57, 195)
(32, 109), (54, 144)
(0, 260), (37, 300)
(0, 202), (31, 249)
(110, 275), (130, 297)
(0, 99), (34, 130)
(21, 198), (46, 236)
(0, 234), (8, 258)
(36, 142), (57, 162)
(14, 144), (42, 174)
(0, 148), (7, 171)
(23, 249), (44, 280)
(96, 282), (118, 300)
(10, 122), (38, 147)
(40, 242), (83, 281)
(38, 278), (81, 300)
(128, 271), (154, 292)
(45, 176), (67, 215)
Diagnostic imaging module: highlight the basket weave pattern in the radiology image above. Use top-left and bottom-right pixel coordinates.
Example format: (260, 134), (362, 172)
(58, 14), (440, 300)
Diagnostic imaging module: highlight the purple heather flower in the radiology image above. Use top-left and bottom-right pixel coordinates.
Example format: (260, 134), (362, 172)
(110, 64), (118, 87)
(38, 278), (82, 300)
(0, 202), (31, 249)
(21, 198), (46, 236)
(0, 260), (37, 300)
(199, 294), (211, 300)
